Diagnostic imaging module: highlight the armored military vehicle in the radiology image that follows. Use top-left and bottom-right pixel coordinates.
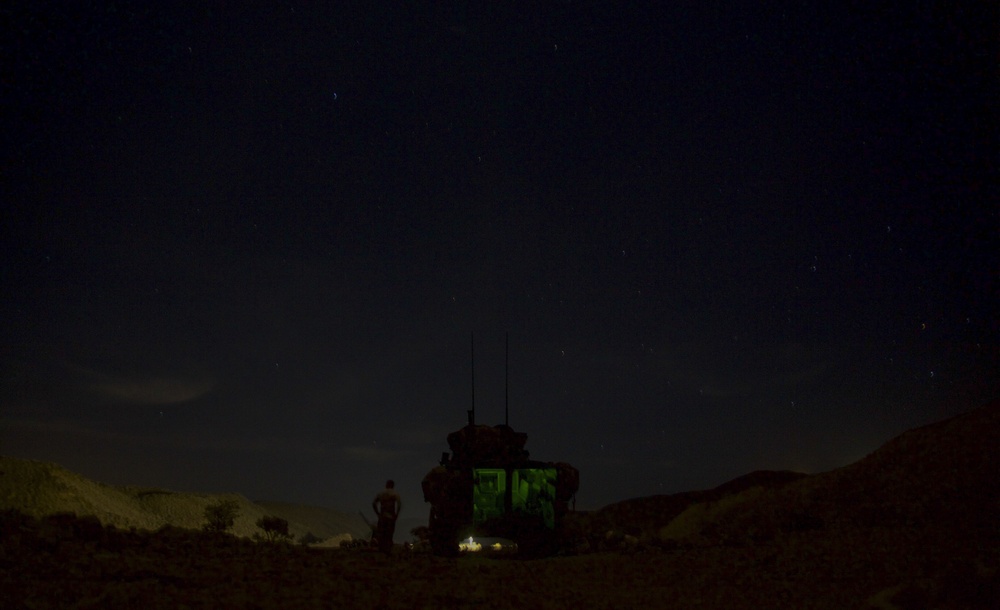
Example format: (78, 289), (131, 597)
(421, 409), (580, 556)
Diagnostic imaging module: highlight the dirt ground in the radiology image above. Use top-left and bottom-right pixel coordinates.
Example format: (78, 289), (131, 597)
(1, 510), (995, 610)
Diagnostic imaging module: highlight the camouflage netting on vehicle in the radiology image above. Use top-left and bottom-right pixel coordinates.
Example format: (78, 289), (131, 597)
(446, 425), (529, 467)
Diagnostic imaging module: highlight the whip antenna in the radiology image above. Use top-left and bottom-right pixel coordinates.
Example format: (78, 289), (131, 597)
(468, 333), (475, 426)
(505, 332), (509, 427)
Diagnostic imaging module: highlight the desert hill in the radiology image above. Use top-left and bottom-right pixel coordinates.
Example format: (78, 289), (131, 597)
(578, 469), (808, 542)
(0, 455), (369, 542)
(579, 399), (999, 549)
(654, 398), (1000, 548)
(1, 400), (997, 608)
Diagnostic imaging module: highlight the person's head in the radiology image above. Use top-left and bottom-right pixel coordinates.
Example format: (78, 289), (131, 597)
(385, 479), (395, 489)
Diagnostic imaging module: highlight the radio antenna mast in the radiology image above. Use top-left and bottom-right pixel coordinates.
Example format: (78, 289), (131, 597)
(468, 333), (475, 426)
(505, 333), (509, 427)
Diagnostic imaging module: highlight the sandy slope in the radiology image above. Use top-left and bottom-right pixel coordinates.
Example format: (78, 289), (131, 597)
(0, 456), (368, 541)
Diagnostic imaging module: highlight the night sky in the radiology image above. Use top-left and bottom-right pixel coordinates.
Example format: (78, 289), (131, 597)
(2, 2), (997, 526)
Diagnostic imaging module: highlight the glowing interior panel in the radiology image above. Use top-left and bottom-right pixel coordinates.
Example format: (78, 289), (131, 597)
(512, 467), (557, 528)
(472, 467), (558, 528)
(472, 468), (506, 524)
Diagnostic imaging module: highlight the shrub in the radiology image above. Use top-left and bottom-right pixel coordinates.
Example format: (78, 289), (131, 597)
(411, 526), (430, 543)
(255, 515), (291, 543)
(203, 499), (240, 533)
(299, 531), (323, 546)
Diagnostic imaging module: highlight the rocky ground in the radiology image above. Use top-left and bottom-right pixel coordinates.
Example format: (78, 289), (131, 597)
(1, 507), (995, 609)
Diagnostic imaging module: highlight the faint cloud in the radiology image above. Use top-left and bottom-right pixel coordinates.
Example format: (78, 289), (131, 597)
(39, 360), (215, 405)
(90, 376), (215, 405)
(28, 355), (216, 406)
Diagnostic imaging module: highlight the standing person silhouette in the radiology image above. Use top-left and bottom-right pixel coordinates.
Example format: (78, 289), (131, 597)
(372, 479), (402, 555)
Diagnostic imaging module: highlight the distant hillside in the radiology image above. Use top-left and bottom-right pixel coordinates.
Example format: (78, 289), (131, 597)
(655, 398), (1000, 547)
(686, 398), (1000, 544)
(0, 456), (369, 542)
(256, 501), (372, 542)
(578, 399), (1000, 550)
(581, 469), (808, 538)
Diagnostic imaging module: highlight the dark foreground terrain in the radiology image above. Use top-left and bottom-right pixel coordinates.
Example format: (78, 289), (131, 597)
(0, 508), (994, 609)
(2, 400), (997, 609)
